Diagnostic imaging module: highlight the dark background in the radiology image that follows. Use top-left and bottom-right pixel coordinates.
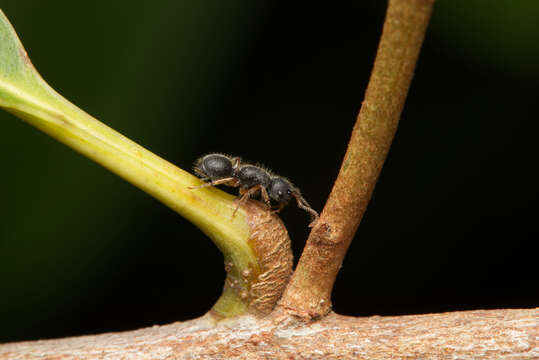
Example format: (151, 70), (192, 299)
(1, 1), (537, 342)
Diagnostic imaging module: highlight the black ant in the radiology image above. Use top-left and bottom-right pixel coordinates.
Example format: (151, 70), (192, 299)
(190, 153), (319, 226)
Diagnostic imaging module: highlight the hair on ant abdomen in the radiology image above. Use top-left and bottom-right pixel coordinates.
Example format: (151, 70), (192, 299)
(190, 153), (319, 227)
(192, 153), (239, 187)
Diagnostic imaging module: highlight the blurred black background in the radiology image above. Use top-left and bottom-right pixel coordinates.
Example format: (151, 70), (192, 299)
(1, 1), (537, 342)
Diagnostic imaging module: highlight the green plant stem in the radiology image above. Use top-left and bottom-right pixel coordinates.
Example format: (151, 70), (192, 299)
(0, 9), (260, 317)
(278, 0), (435, 319)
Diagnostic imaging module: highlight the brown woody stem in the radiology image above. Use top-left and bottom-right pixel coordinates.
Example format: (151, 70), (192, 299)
(278, 0), (435, 319)
(2, 308), (536, 358)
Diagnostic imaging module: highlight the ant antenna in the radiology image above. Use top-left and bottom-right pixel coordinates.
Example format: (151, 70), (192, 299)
(292, 193), (320, 227)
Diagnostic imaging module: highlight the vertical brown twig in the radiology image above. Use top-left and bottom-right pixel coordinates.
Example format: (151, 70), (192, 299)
(278, 0), (435, 319)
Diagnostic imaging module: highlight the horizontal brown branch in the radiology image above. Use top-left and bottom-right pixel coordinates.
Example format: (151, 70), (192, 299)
(2, 308), (537, 359)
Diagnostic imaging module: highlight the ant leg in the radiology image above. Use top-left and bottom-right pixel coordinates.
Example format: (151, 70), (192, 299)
(292, 193), (320, 227)
(232, 185), (264, 216)
(188, 177), (236, 190)
(270, 202), (286, 214)
(260, 187), (272, 208)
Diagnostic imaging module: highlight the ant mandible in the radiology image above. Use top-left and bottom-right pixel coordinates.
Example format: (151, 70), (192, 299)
(190, 153), (319, 227)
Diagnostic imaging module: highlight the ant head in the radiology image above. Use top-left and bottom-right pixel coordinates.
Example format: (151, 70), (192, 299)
(268, 177), (294, 203)
(195, 153), (234, 179)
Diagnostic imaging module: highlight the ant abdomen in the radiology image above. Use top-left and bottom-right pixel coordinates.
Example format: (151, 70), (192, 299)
(194, 153), (235, 180)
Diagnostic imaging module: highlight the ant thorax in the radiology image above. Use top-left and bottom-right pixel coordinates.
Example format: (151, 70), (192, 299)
(191, 153), (319, 226)
(236, 165), (271, 189)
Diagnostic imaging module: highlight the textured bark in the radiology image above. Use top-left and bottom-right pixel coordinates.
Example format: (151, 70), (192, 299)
(245, 201), (293, 316)
(1, 308), (537, 359)
(209, 199), (293, 318)
(278, 0), (436, 319)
